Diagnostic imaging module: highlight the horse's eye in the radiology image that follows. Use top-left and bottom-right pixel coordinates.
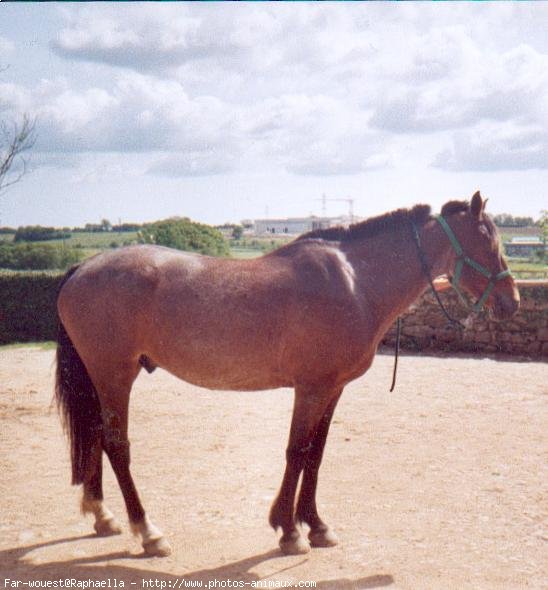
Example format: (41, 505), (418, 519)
(478, 225), (490, 237)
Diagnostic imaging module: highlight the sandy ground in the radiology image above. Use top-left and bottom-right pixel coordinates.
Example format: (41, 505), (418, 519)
(0, 347), (546, 590)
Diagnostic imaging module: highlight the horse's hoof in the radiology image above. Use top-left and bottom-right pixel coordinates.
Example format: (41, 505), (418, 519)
(143, 536), (172, 557)
(309, 527), (338, 548)
(279, 533), (310, 555)
(94, 518), (122, 537)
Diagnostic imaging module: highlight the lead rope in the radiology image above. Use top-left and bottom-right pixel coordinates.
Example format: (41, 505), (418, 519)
(411, 221), (465, 330)
(389, 316), (401, 392)
(389, 222), (465, 392)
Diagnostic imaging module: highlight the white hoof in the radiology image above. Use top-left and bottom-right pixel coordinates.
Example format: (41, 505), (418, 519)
(309, 527), (338, 548)
(143, 536), (172, 557)
(82, 499), (121, 537)
(279, 533), (310, 555)
(132, 515), (171, 557)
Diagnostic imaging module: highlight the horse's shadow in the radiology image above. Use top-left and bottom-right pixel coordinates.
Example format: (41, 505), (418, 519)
(1, 535), (394, 590)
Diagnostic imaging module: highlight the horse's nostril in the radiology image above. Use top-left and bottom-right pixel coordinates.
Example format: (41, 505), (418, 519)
(496, 294), (519, 319)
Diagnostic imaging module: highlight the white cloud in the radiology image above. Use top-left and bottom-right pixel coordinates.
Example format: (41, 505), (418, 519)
(245, 94), (388, 176)
(2, 73), (391, 178)
(433, 123), (548, 171)
(51, 5), (287, 74)
(148, 149), (238, 178)
(0, 36), (14, 59)
(5, 3), (548, 183)
(370, 34), (548, 134)
(2, 73), (239, 164)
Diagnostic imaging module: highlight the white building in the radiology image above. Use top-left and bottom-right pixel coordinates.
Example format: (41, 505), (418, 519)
(504, 236), (546, 258)
(253, 215), (353, 236)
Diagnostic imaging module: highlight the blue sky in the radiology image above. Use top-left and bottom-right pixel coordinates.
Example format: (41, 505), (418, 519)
(0, 3), (547, 228)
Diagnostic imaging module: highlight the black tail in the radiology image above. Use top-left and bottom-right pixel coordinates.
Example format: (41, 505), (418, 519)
(55, 265), (102, 485)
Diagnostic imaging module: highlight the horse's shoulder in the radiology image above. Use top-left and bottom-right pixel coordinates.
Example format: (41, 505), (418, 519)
(267, 239), (354, 292)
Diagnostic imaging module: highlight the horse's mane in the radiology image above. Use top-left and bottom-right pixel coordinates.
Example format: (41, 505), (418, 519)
(296, 203), (431, 243)
(295, 200), (470, 243)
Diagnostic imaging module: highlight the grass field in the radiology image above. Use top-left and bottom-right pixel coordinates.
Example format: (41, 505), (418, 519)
(230, 247), (263, 259)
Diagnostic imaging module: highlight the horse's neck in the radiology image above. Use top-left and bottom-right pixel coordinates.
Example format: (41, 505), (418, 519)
(344, 219), (452, 324)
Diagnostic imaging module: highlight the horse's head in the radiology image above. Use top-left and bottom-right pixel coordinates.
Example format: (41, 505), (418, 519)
(439, 191), (520, 320)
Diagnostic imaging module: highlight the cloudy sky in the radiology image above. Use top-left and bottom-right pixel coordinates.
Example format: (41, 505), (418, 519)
(0, 3), (547, 228)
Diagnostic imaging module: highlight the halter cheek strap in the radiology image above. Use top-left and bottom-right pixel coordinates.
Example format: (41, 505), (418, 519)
(435, 215), (512, 312)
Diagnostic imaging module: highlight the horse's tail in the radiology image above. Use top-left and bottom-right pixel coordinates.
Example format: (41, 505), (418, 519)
(55, 265), (102, 486)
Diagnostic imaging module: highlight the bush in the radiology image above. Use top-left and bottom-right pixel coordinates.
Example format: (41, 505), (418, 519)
(111, 223), (143, 232)
(0, 271), (63, 343)
(14, 225), (71, 242)
(0, 243), (84, 270)
(138, 217), (229, 257)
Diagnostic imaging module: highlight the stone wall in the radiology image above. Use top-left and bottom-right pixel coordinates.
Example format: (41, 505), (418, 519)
(381, 280), (547, 359)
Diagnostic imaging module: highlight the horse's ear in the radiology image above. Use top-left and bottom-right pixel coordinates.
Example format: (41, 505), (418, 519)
(471, 190), (484, 219)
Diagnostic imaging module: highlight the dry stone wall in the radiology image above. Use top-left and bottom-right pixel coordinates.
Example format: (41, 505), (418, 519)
(382, 281), (548, 359)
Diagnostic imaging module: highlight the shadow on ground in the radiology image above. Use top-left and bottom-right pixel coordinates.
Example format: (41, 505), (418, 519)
(1, 536), (394, 589)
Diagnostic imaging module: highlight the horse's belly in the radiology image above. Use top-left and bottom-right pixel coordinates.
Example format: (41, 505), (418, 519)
(158, 353), (291, 392)
(166, 368), (291, 392)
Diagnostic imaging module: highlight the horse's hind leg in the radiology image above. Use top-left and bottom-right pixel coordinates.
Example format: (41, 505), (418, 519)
(81, 442), (122, 537)
(90, 360), (172, 557)
(295, 390), (342, 548)
(269, 385), (336, 555)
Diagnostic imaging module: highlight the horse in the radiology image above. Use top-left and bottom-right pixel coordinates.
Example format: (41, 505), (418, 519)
(55, 191), (519, 557)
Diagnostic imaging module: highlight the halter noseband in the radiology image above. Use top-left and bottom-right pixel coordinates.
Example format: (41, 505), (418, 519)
(435, 215), (511, 312)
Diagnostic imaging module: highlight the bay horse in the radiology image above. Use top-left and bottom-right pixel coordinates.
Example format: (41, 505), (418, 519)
(55, 191), (519, 557)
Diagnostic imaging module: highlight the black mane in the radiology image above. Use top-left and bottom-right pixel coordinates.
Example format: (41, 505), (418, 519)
(296, 200), (472, 243)
(297, 203), (432, 243)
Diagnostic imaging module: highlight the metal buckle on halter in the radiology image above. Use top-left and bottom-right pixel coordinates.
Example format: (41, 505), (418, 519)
(436, 215), (512, 313)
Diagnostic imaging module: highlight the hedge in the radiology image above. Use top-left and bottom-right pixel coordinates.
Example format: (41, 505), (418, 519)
(0, 271), (64, 344)
(0, 242), (84, 270)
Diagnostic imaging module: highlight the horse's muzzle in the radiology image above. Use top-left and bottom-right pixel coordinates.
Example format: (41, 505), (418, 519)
(492, 291), (520, 320)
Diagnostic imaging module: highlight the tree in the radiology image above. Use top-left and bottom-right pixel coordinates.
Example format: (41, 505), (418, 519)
(539, 210), (547, 261)
(100, 218), (112, 232)
(232, 225), (244, 240)
(0, 114), (36, 195)
(138, 217), (229, 257)
(492, 213), (534, 228)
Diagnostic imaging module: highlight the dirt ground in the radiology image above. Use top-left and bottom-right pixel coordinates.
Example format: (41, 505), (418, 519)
(1, 347), (546, 589)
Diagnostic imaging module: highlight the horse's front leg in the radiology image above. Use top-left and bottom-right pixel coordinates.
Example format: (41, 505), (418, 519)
(295, 390), (342, 547)
(269, 385), (337, 555)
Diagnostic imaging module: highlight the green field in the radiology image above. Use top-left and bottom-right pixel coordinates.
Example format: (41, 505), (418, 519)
(230, 247), (263, 259)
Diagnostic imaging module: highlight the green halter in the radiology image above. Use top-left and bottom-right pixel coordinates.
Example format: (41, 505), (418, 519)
(436, 215), (512, 312)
